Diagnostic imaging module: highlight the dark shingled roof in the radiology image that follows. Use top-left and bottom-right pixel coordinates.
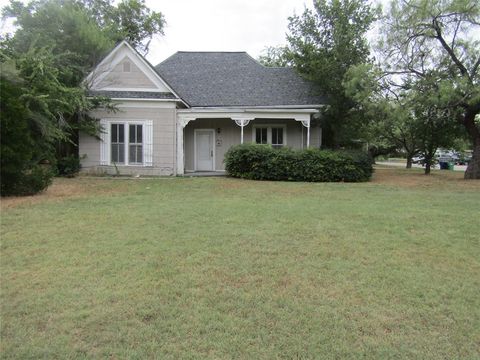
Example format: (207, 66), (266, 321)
(88, 90), (177, 99)
(155, 52), (326, 107)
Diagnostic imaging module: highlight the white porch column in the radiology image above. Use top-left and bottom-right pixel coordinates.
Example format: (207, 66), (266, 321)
(176, 117), (194, 175)
(301, 119), (311, 148)
(233, 118), (253, 144)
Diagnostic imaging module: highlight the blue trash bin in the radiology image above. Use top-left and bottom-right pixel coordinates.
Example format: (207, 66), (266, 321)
(439, 162), (449, 170)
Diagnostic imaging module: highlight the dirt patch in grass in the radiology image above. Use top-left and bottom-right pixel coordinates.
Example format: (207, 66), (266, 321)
(372, 166), (480, 190)
(0, 177), (130, 210)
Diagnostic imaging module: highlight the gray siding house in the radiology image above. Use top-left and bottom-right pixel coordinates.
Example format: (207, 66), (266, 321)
(80, 41), (326, 175)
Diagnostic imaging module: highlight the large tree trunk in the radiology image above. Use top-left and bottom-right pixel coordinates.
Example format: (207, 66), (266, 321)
(465, 140), (480, 179)
(425, 162), (432, 175)
(406, 156), (413, 169)
(463, 108), (480, 179)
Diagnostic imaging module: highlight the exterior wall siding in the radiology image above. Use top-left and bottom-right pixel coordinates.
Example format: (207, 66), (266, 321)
(184, 118), (320, 171)
(96, 57), (157, 89)
(79, 101), (177, 176)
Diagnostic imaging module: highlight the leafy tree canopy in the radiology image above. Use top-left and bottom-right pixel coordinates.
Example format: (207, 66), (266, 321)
(285, 0), (380, 147)
(257, 46), (291, 67)
(378, 0), (480, 178)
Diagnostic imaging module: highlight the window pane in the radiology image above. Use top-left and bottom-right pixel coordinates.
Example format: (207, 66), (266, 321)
(129, 124), (136, 143)
(111, 124), (117, 142)
(119, 143), (125, 163)
(129, 145), (143, 164)
(111, 124), (125, 163)
(111, 144), (125, 163)
(112, 144), (118, 162)
(256, 128), (267, 144)
(118, 124), (124, 142)
(129, 145), (135, 163)
(272, 128), (283, 146)
(136, 125), (142, 143)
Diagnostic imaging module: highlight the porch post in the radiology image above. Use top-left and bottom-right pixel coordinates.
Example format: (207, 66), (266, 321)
(176, 117), (194, 175)
(307, 122), (311, 148)
(233, 118), (253, 144)
(300, 119), (311, 148)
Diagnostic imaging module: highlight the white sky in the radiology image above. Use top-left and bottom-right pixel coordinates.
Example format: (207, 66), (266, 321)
(0, 0), (316, 65)
(145, 0), (313, 64)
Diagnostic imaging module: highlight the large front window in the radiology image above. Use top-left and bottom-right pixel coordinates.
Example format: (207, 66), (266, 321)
(110, 123), (144, 165)
(253, 126), (286, 147)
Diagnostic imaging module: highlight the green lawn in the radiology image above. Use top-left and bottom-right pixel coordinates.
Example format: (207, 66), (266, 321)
(1, 168), (479, 359)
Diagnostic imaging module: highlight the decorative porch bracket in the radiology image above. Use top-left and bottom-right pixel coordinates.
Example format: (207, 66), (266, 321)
(176, 116), (196, 175)
(232, 118), (254, 144)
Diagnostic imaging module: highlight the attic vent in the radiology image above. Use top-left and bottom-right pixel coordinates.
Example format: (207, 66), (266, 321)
(123, 61), (131, 72)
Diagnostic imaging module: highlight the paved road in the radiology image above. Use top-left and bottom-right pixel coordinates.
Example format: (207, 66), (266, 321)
(376, 161), (468, 172)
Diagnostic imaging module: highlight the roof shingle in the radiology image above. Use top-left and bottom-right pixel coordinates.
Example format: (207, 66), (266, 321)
(155, 52), (326, 107)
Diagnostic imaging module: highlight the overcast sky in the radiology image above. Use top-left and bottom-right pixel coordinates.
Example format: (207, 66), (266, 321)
(0, 0), (398, 65)
(0, 0), (317, 64)
(144, 0), (313, 64)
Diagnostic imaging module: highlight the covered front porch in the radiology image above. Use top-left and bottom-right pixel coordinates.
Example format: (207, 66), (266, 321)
(176, 108), (321, 174)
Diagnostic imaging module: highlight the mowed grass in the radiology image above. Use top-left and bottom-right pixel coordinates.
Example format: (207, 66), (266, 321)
(1, 168), (479, 359)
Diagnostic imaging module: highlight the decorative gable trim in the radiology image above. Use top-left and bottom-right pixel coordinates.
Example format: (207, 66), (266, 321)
(85, 41), (187, 106)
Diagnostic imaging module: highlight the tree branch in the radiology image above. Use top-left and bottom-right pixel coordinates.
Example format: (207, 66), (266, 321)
(432, 18), (470, 81)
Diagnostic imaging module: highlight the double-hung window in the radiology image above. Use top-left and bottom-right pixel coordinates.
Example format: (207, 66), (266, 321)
(100, 119), (152, 167)
(111, 123), (126, 164)
(128, 124), (143, 164)
(108, 122), (146, 165)
(255, 127), (268, 144)
(253, 125), (286, 147)
(271, 127), (284, 148)
(100, 119), (153, 166)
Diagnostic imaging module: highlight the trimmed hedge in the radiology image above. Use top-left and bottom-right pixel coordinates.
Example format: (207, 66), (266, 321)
(224, 144), (373, 182)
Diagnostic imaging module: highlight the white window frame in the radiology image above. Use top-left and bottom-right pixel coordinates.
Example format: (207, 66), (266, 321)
(110, 123), (126, 165)
(127, 123), (144, 165)
(100, 119), (153, 167)
(252, 124), (287, 146)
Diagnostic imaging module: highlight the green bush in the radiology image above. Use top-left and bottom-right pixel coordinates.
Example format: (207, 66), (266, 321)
(0, 76), (55, 196)
(224, 144), (373, 182)
(1, 165), (54, 196)
(56, 155), (81, 177)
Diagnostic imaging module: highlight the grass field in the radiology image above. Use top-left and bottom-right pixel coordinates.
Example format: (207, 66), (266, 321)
(1, 167), (479, 359)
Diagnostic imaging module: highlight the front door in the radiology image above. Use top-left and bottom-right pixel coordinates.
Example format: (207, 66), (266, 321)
(195, 129), (215, 171)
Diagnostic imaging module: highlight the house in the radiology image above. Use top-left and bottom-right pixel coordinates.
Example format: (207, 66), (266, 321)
(80, 40), (327, 175)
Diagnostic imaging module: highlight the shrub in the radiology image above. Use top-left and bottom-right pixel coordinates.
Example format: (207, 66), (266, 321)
(224, 144), (373, 182)
(1, 165), (54, 196)
(56, 155), (81, 177)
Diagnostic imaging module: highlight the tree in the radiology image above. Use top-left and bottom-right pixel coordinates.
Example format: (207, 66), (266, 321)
(257, 46), (291, 67)
(379, 0), (480, 179)
(0, 56), (56, 195)
(0, 37), (113, 194)
(410, 76), (464, 174)
(344, 63), (420, 168)
(1, 0), (164, 165)
(345, 63), (463, 174)
(285, 0), (379, 147)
